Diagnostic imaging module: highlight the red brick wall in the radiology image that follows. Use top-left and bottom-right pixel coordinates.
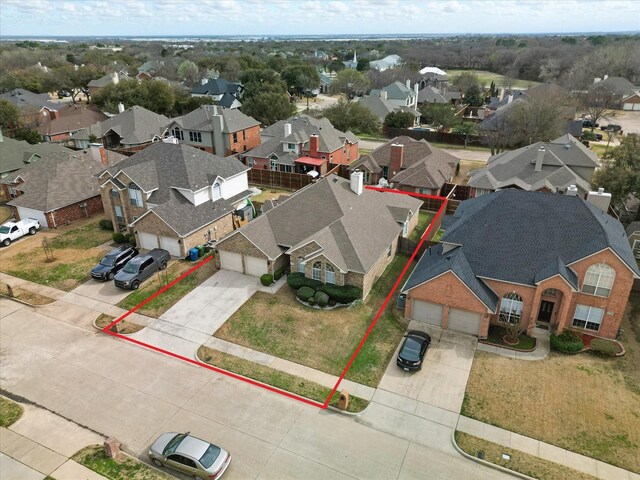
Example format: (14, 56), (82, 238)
(47, 195), (104, 228)
(48, 132), (70, 142)
(227, 125), (261, 156)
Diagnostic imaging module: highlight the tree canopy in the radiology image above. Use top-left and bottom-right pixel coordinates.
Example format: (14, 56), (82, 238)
(319, 98), (380, 135)
(92, 79), (175, 116)
(330, 69), (370, 99)
(242, 91), (296, 126)
(384, 111), (415, 129)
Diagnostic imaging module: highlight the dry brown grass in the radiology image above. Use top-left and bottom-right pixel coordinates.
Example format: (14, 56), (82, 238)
(248, 187), (293, 203)
(455, 432), (599, 480)
(0, 281), (54, 305)
(94, 313), (144, 334)
(463, 304), (640, 473)
(452, 160), (486, 185)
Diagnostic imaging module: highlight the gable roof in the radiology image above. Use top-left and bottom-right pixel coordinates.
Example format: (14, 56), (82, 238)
(191, 78), (242, 96)
(0, 137), (71, 176)
(170, 105), (258, 134)
(218, 92), (241, 109)
(137, 60), (165, 74)
(417, 86), (448, 104)
(626, 221), (640, 236)
(590, 77), (638, 97)
(224, 175), (422, 273)
(88, 106), (169, 146)
(37, 104), (108, 137)
(87, 71), (133, 88)
(370, 55), (404, 71)
(382, 81), (415, 101)
(0, 89), (58, 111)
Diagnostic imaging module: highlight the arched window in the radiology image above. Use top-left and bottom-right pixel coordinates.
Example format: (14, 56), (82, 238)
(499, 292), (523, 324)
(312, 261), (322, 281)
(582, 263), (615, 297)
(325, 264), (335, 284)
(212, 181), (221, 200)
(128, 182), (143, 207)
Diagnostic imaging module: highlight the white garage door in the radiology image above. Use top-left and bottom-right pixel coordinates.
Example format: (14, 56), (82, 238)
(448, 308), (482, 336)
(159, 235), (181, 257)
(16, 207), (48, 228)
(412, 300), (443, 326)
(623, 102), (640, 111)
(245, 255), (268, 277)
(219, 251), (243, 273)
(138, 232), (159, 251)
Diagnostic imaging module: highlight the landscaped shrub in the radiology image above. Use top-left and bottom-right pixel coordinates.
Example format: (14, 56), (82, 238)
(550, 331), (584, 353)
(112, 232), (125, 243)
(125, 234), (136, 246)
(296, 286), (315, 301)
(274, 267), (286, 281)
(260, 274), (273, 286)
(589, 338), (620, 356)
(99, 219), (114, 231)
(307, 297), (315, 306)
(320, 284), (362, 303)
(581, 130), (597, 141)
(287, 272), (322, 290)
(314, 290), (329, 307)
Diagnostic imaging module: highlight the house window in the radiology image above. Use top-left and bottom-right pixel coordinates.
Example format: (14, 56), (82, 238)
(279, 165), (292, 173)
(542, 288), (557, 297)
(499, 292), (523, 324)
(233, 132), (238, 143)
(582, 263), (615, 297)
(298, 257), (305, 273)
(387, 244), (392, 257)
(402, 221), (408, 237)
(325, 264), (335, 284)
(270, 159), (277, 171)
(114, 205), (124, 223)
(634, 240), (640, 259)
(110, 189), (119, 198)
(173, 128), (184, 140)
(572, 304), (604, 331)
(382, 166), (389, 178)
(189, 131), (202, 143)
(475, 188), (491, 197)
(128, 183), (143, 207)
(212, 182), (221, 200)
(242, 130), (246, 140)
(287, 143), (295, 150)
(312, 261), (322, 281)
(8, 186), (17, 198)
(246, 157), (253, 167)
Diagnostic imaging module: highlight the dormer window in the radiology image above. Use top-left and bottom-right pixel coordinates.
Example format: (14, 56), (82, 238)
(173, 128), (184, 141)
(287, 143), (295, 150)
(128, 183), (143, 207)
(212, 181), (222, 200)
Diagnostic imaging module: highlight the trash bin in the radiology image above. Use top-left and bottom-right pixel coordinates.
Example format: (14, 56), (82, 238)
(188, 247), (199, 261)
(196, 245), (205, 258)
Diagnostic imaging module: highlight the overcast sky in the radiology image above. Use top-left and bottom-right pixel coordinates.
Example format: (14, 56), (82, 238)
(1, 0), (638, 37)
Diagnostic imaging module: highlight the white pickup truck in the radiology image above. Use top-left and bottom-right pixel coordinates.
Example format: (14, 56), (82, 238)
(0, 219), (40, 246)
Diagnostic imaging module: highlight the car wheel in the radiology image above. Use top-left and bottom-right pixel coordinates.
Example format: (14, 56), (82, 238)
(2, 238), (10, 246)
(131, 281), (140, 290)
(28, 227), (36, 235)
(151, 458), (163, 468)
(160, 261), (167, 270)
(107, 272), (114, 281)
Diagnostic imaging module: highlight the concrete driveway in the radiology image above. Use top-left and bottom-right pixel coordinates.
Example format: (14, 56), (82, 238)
(66, 278), (133, 306)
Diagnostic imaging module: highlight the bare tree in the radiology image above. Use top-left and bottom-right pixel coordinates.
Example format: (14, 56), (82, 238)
(581, 85), (617, 131)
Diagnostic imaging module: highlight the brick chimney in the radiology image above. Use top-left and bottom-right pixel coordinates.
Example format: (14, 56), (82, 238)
(49, 109), (60, 120)
(390, 143), (404, 176)
(90, 143), (109, 165)
(309, 134), (319, 158)
(535, 146), (545, 172)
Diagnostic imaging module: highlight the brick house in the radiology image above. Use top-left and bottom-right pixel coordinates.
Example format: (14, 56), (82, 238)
(216, 173), (421, 298)
(244, 114), (359, 175)
(0, 89), (60, 128)
(400, 190), (640, 339)
(349, 136), (459, 196)
(37, 104), (108, 144)
(166, 105), (261, 157)
(2, 145), (125, 228)
(98, 143), (252, 258)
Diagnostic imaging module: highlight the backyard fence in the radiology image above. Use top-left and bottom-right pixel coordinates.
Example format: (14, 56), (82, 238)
(248, 169), (314, 190)
(385, 127), (481, 146)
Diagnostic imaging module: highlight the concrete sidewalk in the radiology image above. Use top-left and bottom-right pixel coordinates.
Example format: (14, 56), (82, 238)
(1, 401), (107, 480)
(457, 416), (638, 480)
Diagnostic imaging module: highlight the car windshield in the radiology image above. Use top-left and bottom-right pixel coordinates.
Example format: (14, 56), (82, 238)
(0, 226), (10, 234)
(122, 262), (139, 274)
(163, 434), (187, 455)
(100, 257), (116, 267)
(401, 337), (422, 362)
(199, 444), (221, 469)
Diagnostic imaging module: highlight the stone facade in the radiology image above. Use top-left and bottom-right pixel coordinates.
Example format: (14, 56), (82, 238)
(360, 236), (399, 298)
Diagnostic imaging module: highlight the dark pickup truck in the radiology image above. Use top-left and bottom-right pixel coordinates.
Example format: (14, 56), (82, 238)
(114, 248), (170, 290)
(91, 246), (138, 281)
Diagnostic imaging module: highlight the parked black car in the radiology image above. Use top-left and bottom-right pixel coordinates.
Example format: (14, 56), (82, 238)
(601, 124), (622, 132)
(91, 246), (139, 281)
(582, 119), (599, 128)
(397, 330), (432, 371)
(114, 248), (170, 290)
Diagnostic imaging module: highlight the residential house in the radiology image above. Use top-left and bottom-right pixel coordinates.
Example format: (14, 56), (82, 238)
(0, 133), (70, 200)
(72, 105), (169, 151)
(468, 134), (599, 198)
(418, 67), (449, 90)
(167, 105), (260, 156)
(37, 104), (108, 144)
(98, 143), (252, 257)
(373, 81), (418, 109)
(244, 114), (359, 175)
(417, 86), (462, 106)
(191, 78), (243, 109)
(0, 89), (59, 127)
(349, 136), (459, 195)
(343, 51), (357, 70)
(370, 54), (404, 72)
(2, 144), (125, 228)
(401, 189), (639, 339)
(313, 50), (329, 61)
(216, 172), (422, 298)
(87, 71), (133, 98)
(136, 60), (166, 81)
(627, 222), (640, 260)
(590, 75), (639, 110)
(357, 90), (421, 127)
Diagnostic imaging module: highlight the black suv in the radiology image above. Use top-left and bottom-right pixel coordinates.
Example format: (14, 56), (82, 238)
(397, 330), (432, 371)
(91, 246), (139, 281)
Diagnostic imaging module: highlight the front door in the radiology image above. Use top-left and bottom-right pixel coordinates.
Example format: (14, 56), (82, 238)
(538, 300), (554, 323)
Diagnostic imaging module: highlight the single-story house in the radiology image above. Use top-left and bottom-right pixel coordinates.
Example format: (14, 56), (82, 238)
(401, 189), (640, 339)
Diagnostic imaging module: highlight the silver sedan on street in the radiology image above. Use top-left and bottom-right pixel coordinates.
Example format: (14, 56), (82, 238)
(148, 432), (231, 479)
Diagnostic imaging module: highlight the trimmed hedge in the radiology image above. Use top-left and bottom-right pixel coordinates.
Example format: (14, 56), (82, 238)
(320, 284), (362, 303)
(550, 331), (584, 353)
(314, 290), (329, 308)
(112, 232), (125, 243)
(260, 274), (273, 286)
(307, 297), (315, 306)
(99, 219), (114, 231)
(287, 272), (323, 290)
(274, 267), (286, 281)
(125, 233), (136, 246)
(297, 286), (315, 301)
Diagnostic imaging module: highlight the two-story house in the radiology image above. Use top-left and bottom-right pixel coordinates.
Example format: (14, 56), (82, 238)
(167, 105), (261, 157)
(98, 143), (252, 257)
(191, 78), (243, 109)
(244, 114), (359, 175)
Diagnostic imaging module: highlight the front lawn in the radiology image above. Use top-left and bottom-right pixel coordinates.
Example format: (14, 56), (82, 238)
(215, 254), (414, 387)
(72, 445), (173, 480)
(482, 325), (536, 350)
(0, 396), (23, 427)
(0, 218), (114, 291)
(117, 255), (217, 318)
(463, 292), (640, 473)
(408, 211), (435, 242)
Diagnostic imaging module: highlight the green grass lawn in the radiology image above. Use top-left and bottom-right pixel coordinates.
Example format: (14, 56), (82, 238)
(408, 211), (435, 242)
(0, 397), (23, 427)
(482, 325), (536, 350)
(448, 69), (540, 89)
(73, 445), (173, 480)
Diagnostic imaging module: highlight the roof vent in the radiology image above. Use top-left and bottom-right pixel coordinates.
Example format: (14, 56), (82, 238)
(564, 144), (571, 149)
(445, 255), (452, 261)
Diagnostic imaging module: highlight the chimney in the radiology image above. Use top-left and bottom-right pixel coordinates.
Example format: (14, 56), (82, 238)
(414, 83), (419, 95)
(89, 143), (108, 165)
(380, 90), (388, 100)
(112, 72), (119, 84)
(565, 185), (578, 196)
(201, 78), (208, 85)
(49, 109), (60, 120)
(535, 146), (545, 172)
(390, 143), (404, 176)
(507, 94), (514, 104)
(587, 188), (612, 212)
(211, 111), (224, 155)
(284, 122), (292, 137)
(309, 134), (319, 157)
(604, 74), (609, 80)
(406, 79), (411, 89)
(118, 102), (125, 113)
(350, 170), (364, 195)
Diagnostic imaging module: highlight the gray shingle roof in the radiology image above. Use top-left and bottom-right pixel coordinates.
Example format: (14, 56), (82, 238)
(590, 77), (638, 97)
(89, 106), (169, 146)
(0, 89), (59, 111)
(626, 222), (640, 236)
(171, 105), (258, 134)
(417, 87), (448, 104)
(224, 175), (422, 273)
(356, 95), (397, 122)
(191, 78), (242, 96)
(533, 255), (579, 290)
(87, 72), (133, 88)
(0, 137), (71, 176)
(36, 104), (108, 137)
(382, 81), (415, 101)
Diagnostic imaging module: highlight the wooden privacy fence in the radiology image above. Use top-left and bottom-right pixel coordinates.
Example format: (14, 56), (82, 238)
(248, 169), (313, 190)
(385, 127), (481, 146)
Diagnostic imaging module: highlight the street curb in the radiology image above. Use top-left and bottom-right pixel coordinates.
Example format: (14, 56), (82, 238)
(450, 429), (536, 480)
(0, 293), (51, 308)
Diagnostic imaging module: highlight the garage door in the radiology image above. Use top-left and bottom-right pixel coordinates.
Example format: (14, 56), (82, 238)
(219, 251), (243, 273)
(138, 232), (159, 251)
(411, 300), (443, 326)
(623, 103), (640, 111)
(245, 255), (268, 277)
(448, 308), (482, 336)
(159, 235), (181, 257)
(16, 207), (48, 228)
